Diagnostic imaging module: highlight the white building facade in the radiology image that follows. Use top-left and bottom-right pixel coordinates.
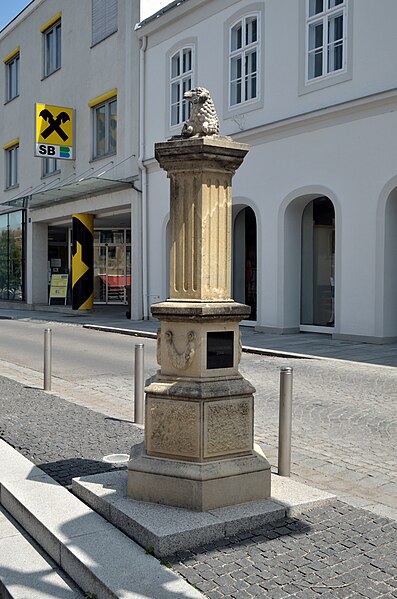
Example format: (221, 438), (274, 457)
(138, 0), (397, 343)
(0, 0), (143, 317)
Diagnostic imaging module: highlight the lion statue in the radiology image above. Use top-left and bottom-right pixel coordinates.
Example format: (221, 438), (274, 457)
(181, 87), (220, 138)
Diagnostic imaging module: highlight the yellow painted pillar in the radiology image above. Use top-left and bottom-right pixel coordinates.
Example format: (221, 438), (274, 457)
(72, 214), (94, 310)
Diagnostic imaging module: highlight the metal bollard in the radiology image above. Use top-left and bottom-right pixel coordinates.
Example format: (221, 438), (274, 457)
(134, 343), (145, 425)
(44, 328), (52, 391)
(278, 366), (293, 477)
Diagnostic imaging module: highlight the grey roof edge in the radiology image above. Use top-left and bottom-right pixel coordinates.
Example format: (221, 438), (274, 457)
(135, 0), (191, 30)
(0, 0), (41, 36)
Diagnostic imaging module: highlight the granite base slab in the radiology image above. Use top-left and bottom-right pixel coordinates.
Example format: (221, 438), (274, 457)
(72, 471), (336, 557)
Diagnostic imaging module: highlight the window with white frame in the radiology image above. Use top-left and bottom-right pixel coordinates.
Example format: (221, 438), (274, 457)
(170, 47), (193, 128)
(93, 97), (117, 158)
(42, 157), (59, 177)
(92, 0), (118, 45)
(6, 53), (19, 101)
(44, 19), (61, 76)
(307, 0), (346, 81)
(5, 144), (19, 189)
(229, 14), (259, 107)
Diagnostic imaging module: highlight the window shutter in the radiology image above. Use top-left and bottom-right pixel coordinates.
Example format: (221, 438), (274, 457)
(92, 0), (118, 45)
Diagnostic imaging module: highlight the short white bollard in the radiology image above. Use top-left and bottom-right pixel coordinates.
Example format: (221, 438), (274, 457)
(278, 366), (293, 477)
(134, 343), (144, 425)
(44, 328), (52, 391)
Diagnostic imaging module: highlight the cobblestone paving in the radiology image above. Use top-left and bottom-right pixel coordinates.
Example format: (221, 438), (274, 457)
(0, 326), (396, 517)
(170, 502), (397, 599)
(1, 375), (396, 598)
(240, 355), (397, 518)
(0, 376), (143, 486)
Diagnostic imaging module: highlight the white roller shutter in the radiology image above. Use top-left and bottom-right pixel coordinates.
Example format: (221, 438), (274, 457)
(92, 0), (118, 45)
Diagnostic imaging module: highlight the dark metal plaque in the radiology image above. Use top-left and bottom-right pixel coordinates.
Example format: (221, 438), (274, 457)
(207, 331), (234, 369)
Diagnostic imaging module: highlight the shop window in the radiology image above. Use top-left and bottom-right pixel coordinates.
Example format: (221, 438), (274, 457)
(0, 210), (24, 301)
(301, 197), (335, 326)
(233, 206), (257, 321)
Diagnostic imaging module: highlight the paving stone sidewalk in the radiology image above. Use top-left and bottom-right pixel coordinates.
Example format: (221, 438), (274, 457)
(0, 375), (396, 598)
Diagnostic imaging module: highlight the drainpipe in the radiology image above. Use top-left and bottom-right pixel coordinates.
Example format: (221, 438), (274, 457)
(139, 35), (149, 319)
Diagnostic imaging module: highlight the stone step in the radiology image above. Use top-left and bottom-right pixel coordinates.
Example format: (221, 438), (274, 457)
(0, 506), (84, 598)
(0, 440), (204, 599)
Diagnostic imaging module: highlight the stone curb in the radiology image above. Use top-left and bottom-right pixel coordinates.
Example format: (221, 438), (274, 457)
(0, 439), (204, 599)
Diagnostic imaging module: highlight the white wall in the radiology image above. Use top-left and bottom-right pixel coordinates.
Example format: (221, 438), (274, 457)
(0, 0), (140, 199)
(139, 0), (397, 340)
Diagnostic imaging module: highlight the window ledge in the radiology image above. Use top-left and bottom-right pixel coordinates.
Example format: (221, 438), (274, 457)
(4, 184), (19, 192)
(224, 96), (264, 120)
(41, 66), (61, 81)
(41, 170), (61, 180)
(4, 95), (20, 106)
(89, 151), (117, 163)
(90, 29), (118, 49)
(299, 69), (352, 96)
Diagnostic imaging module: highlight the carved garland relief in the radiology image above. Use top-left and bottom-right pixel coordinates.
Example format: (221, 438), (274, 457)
(164, 330), (196, 370)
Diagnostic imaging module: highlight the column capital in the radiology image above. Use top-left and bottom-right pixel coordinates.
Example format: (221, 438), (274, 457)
(155, 136), (249, 175)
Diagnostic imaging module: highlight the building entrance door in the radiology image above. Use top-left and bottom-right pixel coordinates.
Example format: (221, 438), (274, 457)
(94, 229), (131, 304)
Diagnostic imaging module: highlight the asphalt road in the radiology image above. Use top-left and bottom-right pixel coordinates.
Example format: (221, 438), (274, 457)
(0, 318), (396, 518)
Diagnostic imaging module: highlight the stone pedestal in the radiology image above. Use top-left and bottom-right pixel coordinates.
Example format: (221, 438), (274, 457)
(128, 136), (271, 510)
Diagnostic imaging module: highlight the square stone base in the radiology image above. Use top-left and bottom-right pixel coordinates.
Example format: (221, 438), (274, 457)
(128, 442), (271, 511)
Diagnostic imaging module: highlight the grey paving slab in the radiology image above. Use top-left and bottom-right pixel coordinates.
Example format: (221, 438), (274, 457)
(72, 469), (335, 557)
(1, 445), (205, 599)
(0, 507), (84, 598)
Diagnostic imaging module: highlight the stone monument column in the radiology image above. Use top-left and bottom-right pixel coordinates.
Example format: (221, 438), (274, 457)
(128, 89), (270, 511)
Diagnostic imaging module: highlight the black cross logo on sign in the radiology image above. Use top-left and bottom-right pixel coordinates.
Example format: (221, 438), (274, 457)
(39, 109), (70, 142)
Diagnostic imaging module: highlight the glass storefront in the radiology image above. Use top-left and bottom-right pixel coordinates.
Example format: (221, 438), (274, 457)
(233, 206), (257, 321)
(93, 229), (131, 304)
(0, 210), (24, 301)
(301, 197), (335, 327)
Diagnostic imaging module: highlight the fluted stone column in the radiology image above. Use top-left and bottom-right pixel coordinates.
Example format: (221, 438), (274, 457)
(128, 136), (271, 511)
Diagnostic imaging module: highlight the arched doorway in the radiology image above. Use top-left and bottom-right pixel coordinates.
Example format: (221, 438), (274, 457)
(301, 197), (335, 328)
(233, 206), (257, 321)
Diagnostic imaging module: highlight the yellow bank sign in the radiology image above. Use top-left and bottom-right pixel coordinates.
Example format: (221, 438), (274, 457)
(35, 103), (74, 160)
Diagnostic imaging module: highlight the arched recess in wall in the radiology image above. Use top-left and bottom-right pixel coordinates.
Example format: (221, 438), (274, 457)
(232, 204), (257, 322)
(382, 185), (397, 338)
(281, 188), (338, 332)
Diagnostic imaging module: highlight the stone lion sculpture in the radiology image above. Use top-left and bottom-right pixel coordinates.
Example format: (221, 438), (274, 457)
(181, 87), (220, 138)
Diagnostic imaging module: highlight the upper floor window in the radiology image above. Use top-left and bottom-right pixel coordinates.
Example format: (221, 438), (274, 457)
(229, 14), (259, 107)
(4, 50), (20, 102)
(90, 93), (117, 158)
(42, 16), (61, 76)
(42, 157), (59, 178)
(92, 0), (118, 45)
(307, 0), (346, 81)
(170, 48), (193, 128)
(4, 141), (19, 189)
